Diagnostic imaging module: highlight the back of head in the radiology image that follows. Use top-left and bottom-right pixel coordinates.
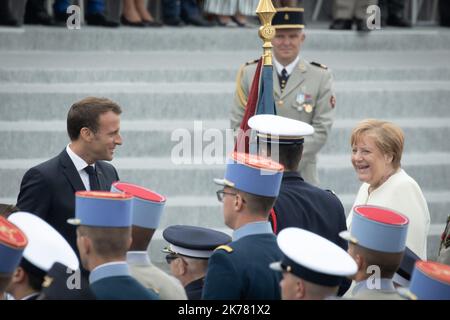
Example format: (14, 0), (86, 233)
(67, 97), (122, 141)
(78, 225), (131, 259)
(266, 143), (303, 172)
(130, 226), (155, 251)
(350, 119), (404, 169)
(352, 243), (404, 279)
(236, 189), (277, 217)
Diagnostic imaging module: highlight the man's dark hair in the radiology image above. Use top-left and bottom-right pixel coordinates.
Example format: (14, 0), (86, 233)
(67, 97), (122, 141)
(78, 225), (131, 259)
(237, 189), (277, 217)
(352, 244), (404, 279)
(264, 143), (304, 171)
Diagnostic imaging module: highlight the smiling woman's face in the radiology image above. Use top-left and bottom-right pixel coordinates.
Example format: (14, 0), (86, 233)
(351, 133), (394, 189)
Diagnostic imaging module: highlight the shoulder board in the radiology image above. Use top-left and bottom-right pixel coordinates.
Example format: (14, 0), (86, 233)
(325, 189), (337, 196)
(310, 61), (328, 70)
(245, 58), (259, 66)
(215, 245), (233, 253)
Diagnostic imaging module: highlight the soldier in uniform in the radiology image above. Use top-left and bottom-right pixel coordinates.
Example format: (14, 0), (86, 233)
(162, 225), (231, 300)
(270, 227), (357, 300)
(0, 216), (27, 300)
(202, 152), (284, 300)
(399, 260), (450, 300)
(68, 191), (159, 300)
(111, 182), (187, 300)
(38, 262), (95, 300)
(330, 0), (378, 30)
(232, 7), (336, 186)
(340, 205), (409, 300)
(6, 212), (79, 300)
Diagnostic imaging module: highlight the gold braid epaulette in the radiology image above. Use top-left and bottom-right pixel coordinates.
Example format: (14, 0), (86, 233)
(235, 59), (259, 109)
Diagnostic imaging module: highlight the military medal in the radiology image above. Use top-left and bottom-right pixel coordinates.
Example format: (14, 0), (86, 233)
(304, 104), (313, 113)
(296, 93), (305, 105)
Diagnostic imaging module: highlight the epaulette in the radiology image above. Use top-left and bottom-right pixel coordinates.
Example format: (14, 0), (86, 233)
(325, 189), (337, 196)
(245, 58), (259, 66)
(310, 61), (328, 70)
(215, 245), (233, 253)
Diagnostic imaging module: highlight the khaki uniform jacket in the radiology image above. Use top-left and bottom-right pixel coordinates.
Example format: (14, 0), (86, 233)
(344, 279), (405, 300)
(231, 57), (336, 186)
(129, 262), (187, 300)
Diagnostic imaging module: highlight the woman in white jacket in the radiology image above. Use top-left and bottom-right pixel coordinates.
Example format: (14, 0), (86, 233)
(347, 119), (430, 259)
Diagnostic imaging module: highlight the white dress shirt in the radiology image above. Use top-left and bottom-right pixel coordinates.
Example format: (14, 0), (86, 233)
(65, 144), (95, 191)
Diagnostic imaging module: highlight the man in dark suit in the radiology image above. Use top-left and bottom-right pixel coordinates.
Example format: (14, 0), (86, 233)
(17, 97), (122, 253)
(202, 152), (284, 300)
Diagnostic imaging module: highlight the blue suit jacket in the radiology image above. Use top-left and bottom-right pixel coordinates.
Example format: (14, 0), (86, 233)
(90, 275), (159, 300)
(202, 233), (283, 300)
(17, 149), (119, 252)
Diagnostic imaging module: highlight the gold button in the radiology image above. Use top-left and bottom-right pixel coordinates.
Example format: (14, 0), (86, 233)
(278, 100), (284, 106)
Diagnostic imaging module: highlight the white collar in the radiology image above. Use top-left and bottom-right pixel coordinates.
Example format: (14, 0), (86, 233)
(273, 55), (300, 76)
(66, 144), (93, 172)
(126, 251), (151, 266)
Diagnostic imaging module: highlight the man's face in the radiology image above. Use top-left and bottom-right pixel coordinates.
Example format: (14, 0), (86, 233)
(88, 111), (122, 161)
(222, 187), (238, 229)
(272, 29), (305, 64)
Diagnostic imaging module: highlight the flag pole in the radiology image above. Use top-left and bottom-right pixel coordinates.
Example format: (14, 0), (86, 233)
(256, 0), (277, 66)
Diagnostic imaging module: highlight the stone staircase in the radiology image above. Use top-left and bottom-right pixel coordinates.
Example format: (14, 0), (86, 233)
(0, 26), (449, 266)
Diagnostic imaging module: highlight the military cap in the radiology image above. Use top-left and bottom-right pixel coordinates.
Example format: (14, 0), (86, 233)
(68, 191), (133, 227)
(214, 152), (284, 197)
(248, 114), (314, 145)
(394, 247), (421, 287)
(111, 182), (166, 229)
(39, 262), (95, 300)
(270, 228), (357, 286)
(8, 212), (79, 278)
(0, 216), (27, 274)
(272, 7), (305, 29)
(340, 205), (409, 253)
(403, 261), (450, 300)
(162, 225), (231, 259)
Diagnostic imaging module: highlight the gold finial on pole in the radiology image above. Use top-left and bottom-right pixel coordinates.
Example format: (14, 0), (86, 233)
(256, 0), (277, 66)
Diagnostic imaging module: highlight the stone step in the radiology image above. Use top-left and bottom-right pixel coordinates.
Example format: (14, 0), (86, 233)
(0, 81), (449, 121)
(1, 51), (449, 83)
(1, 153), (448, 197)
(0, 118), (448, 159)
(1, 27), (450, 51)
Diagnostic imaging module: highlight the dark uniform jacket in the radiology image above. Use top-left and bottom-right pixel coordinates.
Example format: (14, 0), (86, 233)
(273, 171), (348, 250)
(202, 233), (283, 300)
(90, 276), (159, 300)
(185, 277), (204, 300)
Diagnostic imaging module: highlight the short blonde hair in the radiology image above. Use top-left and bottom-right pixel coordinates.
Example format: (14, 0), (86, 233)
(350, 119), (404, 169)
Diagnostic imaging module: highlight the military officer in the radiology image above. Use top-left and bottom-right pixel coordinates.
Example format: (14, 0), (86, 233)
(270, 227), (357, 300)
(340, 205), (409, 300)
(111, 182), (188, 300)
(68, 191), (159, 300)
(399, 260), (450, 300)
(38, 262), (96, 300)
(202, 152), (284, 300)
(249, 114), (351, 295)
(162, 225), (231, 300)
(232, 7), (336, 186)
(0, 216), (28, 300)
(6, 211), (79, 300)
(248, 114), (348, 243)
